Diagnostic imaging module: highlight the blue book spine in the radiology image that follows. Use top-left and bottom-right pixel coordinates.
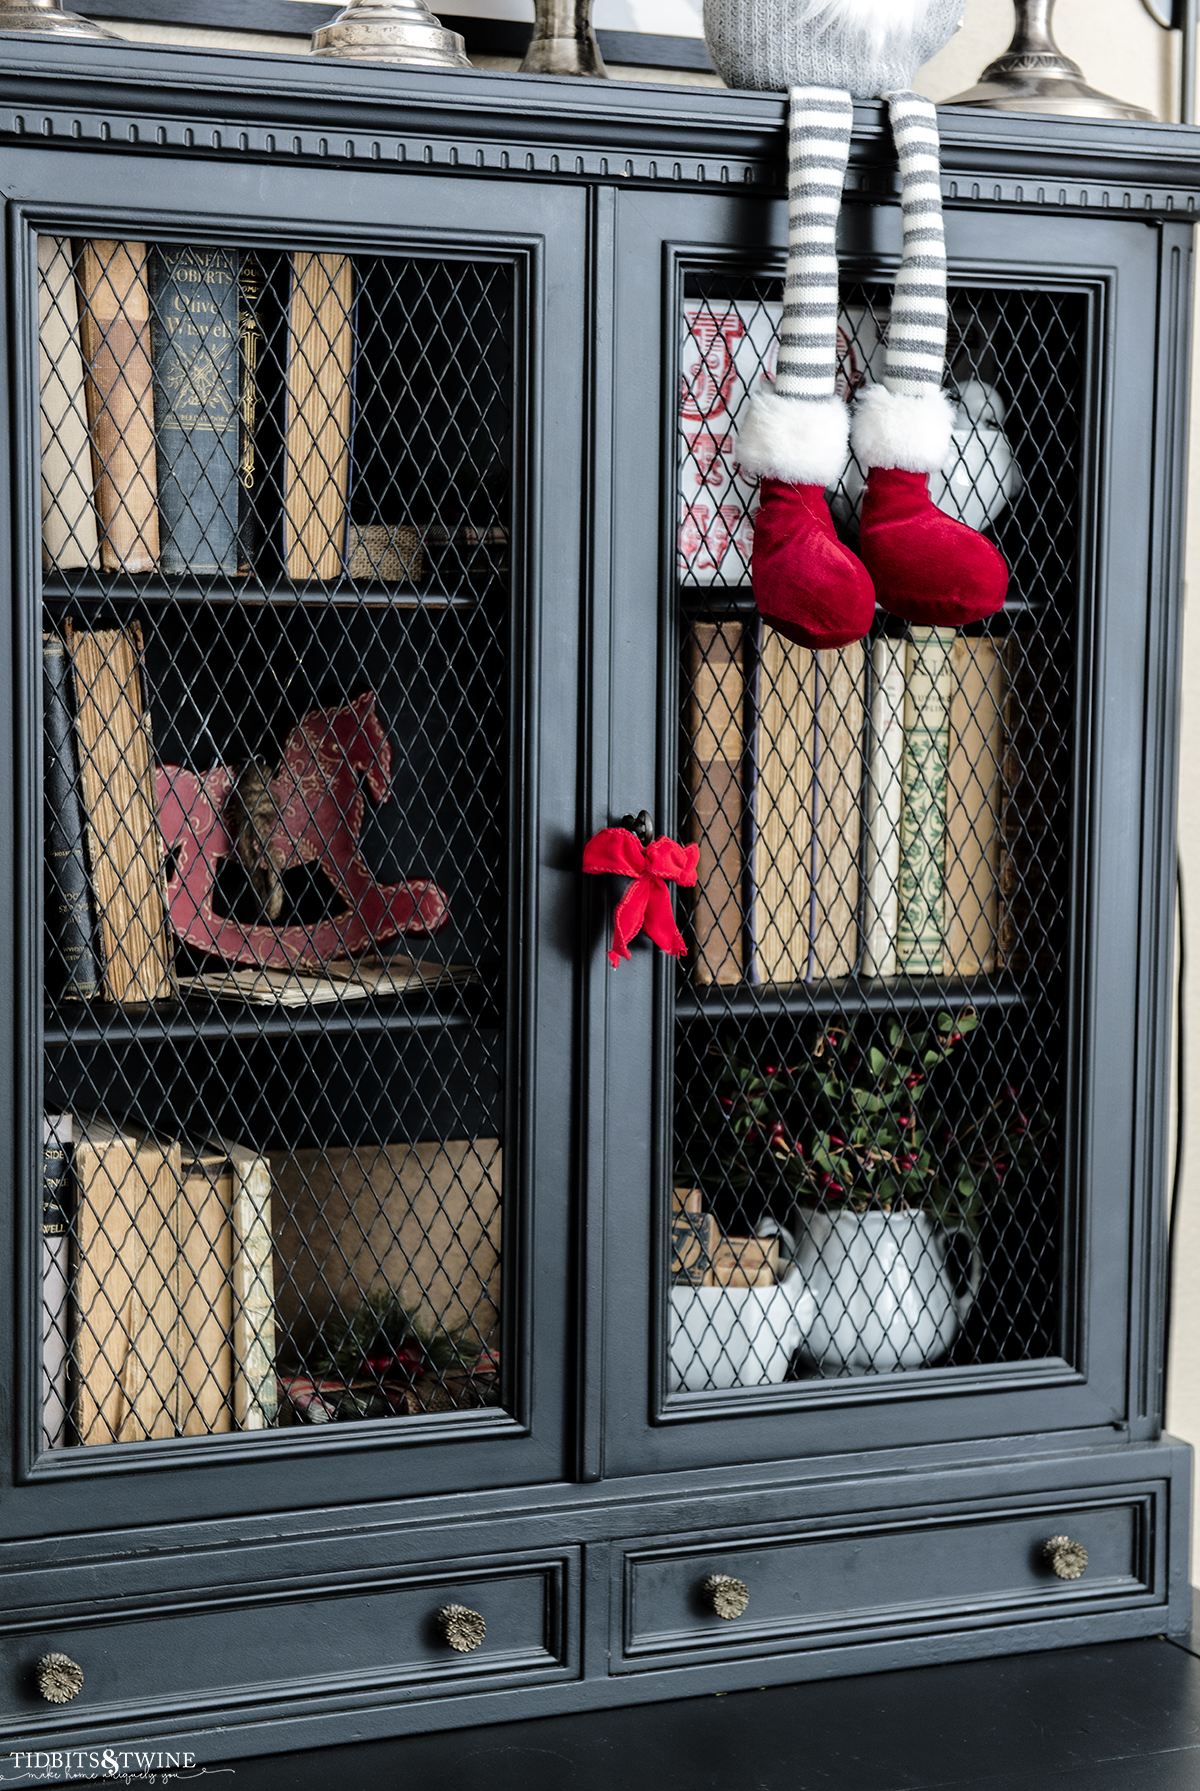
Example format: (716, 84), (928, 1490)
(149, 245), (239, 576)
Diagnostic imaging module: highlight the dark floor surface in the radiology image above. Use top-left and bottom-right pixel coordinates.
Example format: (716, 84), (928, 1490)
(80, 1600), (1200, 1791)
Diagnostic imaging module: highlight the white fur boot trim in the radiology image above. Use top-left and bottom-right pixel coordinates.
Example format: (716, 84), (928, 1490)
(850, 384), (955, 474)
(735, 388), (849, 487)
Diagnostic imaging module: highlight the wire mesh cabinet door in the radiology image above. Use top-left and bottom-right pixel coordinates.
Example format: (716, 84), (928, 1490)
(11, 143), (585, 1533)
(593, 181), (1184, 1480)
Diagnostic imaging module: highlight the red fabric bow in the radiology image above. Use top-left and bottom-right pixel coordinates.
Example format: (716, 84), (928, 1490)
(582, 828), (700, 968)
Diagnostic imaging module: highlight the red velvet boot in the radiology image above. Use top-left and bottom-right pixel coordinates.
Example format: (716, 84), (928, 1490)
(851, 385), (1008, 628)
(735, 389), (875, 650)
(751, 478), (876, 651)
(859, 467), (1007, 628)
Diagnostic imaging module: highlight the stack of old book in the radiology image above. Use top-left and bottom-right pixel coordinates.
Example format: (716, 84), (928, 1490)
(681, 620), (1060, 987)
(43, 620), (175, 1005)
(670, 1187), (779, 1288)
(37, 235), (502, 587)
(177, 957), (478, 1007)
(42, 1112), (277, 1447)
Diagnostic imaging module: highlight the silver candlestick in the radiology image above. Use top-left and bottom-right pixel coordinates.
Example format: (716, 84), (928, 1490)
(949, 0), (1153, 119)
(0, 0), (119, 40)
(519, 0), (608, 77)
(311, 0), (471, 68)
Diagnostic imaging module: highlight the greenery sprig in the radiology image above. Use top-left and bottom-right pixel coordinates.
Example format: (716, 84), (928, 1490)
(678, 1012), (1052, 1237)
(316, 1291), (477, 1380)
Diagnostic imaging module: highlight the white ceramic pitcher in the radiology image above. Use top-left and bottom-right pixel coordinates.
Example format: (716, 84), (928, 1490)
(791, 1207), (982, 1375)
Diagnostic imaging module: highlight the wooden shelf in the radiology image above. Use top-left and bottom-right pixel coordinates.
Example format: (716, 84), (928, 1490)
(44, 987), (496, 1046)
(677, 586), (1053, 624)
(675, 974), (1028, 1022)
(41, 575), (500, 611)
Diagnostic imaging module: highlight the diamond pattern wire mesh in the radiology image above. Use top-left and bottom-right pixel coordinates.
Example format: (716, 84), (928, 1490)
(670, 272), (1078, 1392)
(38, 236), (513, 1446)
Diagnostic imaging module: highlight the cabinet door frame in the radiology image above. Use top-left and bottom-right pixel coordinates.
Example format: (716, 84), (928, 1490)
(594, 186), (1184, 1480)
(1, 147), (585, 1535)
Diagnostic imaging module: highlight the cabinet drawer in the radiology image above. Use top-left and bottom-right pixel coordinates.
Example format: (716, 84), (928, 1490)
(618, 1498), (1152, 1668)
(0, 1555), (575, 1734)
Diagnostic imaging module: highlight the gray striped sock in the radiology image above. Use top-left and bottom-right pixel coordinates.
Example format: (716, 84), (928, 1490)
(883, 91), (947, 398)
(775, 85), (853, 404)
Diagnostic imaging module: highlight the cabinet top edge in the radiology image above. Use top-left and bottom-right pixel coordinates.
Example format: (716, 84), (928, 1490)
(0, 38), (1197, 209)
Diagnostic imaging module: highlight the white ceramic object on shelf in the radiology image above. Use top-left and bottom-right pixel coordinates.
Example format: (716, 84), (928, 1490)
(667, 1275), (814, 1392)
(932, 379), (1023, 534)
(790, 1208), (982, 1376)
(834, 378), (1021, 535)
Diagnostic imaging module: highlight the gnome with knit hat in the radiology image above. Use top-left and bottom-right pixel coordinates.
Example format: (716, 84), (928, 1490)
(703, 0), (1008, 648)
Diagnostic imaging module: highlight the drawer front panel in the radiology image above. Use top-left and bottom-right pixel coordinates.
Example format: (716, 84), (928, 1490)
(0, 1557), (574, 1732)
(620, 1498), (1152, 1667)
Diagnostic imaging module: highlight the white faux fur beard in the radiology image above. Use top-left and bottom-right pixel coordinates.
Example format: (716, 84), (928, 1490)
(793, 0), (931, 57)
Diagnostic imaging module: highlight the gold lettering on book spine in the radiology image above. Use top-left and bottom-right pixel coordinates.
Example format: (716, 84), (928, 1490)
(239, 255), (261, 490)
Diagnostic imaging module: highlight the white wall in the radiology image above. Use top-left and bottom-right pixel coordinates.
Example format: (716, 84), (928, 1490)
(919, 0), (1177, 121)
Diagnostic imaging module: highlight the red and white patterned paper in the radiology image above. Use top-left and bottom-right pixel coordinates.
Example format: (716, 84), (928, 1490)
(677, 300), (882, 585)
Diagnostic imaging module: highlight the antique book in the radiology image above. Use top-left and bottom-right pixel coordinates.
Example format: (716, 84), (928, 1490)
(671, 1187), (718, 1287)
(345, 520), (424, 584)
(752, 636), (866, 983)
(237, 250), (266, 573)
(72, 1119), (272, 1441)
(75, 240), (160, 574)
(72, 1115), (184, 1445)
(37, 237), (99, 572)
(895, 627), (955, 977)
(175, 1149), (235, 1437)
(223, 1137), (277, 1430)
(684, 620), (746, 984)
(42, 1113), (72, 1449)
(283, 251), (354, 580)
(944, 635), (1006, 978)
(706, 1235), (778, 1288)
(66, 623), (175, 1004)
(148, 244), (240, 576)
(861, 635), (906, 979)
(999, 629), (1070, 974)
(43, 629), (100, 1001)
(177, 956), (477, 1008)
(235, 250), (289, 577)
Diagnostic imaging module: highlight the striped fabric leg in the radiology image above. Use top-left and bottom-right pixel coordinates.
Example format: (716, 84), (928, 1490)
(775, 84), (853, 403)
(735, 86), (852, 486)
(849, 91), (953, 474)
(853, 94), (1008, 625)
(883, 91), (947, 397)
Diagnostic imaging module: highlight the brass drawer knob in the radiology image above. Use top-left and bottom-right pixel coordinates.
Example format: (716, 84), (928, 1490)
(436, 1604), (487, 1652)
(36, 1653), (83, 1704)
(702, 1573), (750, 1620)
(1043, 1535), (1088, 1581)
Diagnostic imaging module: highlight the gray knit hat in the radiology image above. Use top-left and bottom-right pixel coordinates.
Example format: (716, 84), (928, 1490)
(703, 0), (964, 97)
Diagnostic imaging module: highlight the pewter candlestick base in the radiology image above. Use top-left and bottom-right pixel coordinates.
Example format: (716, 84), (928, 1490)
(311, 0), (471, 69)
(949, 0), (1153, 120)
(519, 0), (607, 77)
(0, 0), (119, 40)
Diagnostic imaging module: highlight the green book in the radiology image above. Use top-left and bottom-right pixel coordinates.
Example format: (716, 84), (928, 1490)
(895, 627), (954, 976)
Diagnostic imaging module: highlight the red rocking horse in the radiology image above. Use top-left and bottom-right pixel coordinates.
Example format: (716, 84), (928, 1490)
(156, 690), (449, 970)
